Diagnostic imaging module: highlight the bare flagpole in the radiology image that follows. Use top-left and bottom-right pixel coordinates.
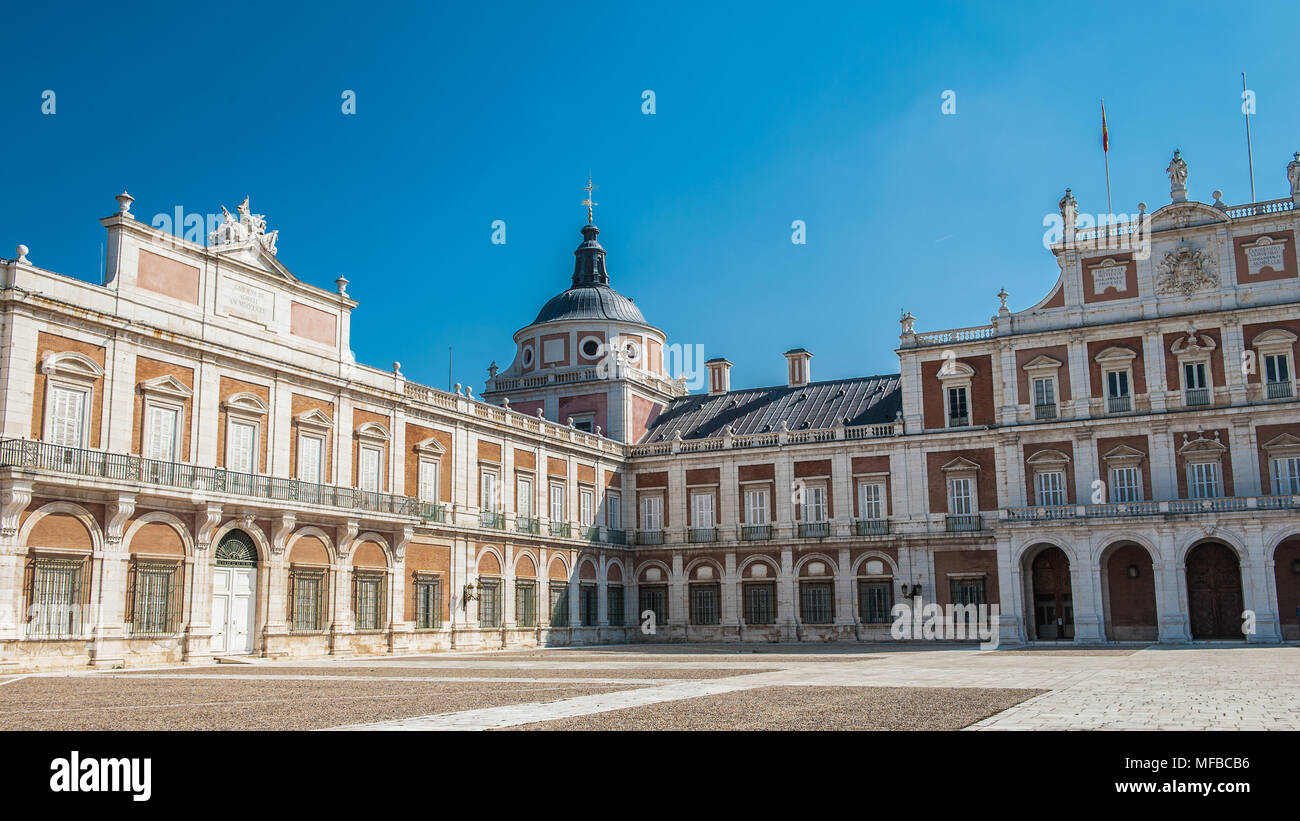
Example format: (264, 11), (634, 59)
(1243, 72), (1256, 203)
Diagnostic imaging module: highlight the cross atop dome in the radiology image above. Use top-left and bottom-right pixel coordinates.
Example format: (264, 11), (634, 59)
(582, 177), (598, 224)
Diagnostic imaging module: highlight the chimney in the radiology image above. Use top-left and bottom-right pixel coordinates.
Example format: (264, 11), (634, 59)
(706, 357), (732, 395)
(784, 348), (812, 387)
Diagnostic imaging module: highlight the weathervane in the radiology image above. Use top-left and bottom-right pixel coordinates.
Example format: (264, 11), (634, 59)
(582, 177), (598, 224)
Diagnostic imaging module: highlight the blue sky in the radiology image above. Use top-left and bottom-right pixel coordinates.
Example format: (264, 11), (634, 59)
(3, 1), (1297, 392)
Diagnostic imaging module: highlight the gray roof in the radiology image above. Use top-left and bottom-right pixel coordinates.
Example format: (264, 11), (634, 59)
(533, 284), (648, 325)
(641, 375), (902, 442)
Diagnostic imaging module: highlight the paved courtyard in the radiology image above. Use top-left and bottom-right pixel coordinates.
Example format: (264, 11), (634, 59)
(0, 643), (1295, 731)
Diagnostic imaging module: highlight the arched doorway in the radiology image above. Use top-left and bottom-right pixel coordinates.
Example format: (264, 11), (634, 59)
(1274, 536), (1300, 641)
(1100, 542), (1158, 641)
(212, 531), (259, 654)
(1030, 546), (1073, 640)
(1185, 542), (1243, 640)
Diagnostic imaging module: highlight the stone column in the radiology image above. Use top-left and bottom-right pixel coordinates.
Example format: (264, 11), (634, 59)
(1069, 526), (1103, 642)
(994, 534), (1024, 645)
(263, 512), (295, 640)
(1154, 524), (1189, 642)
(834, 546), (854, 633)
(184, 504), (223, 661)
(669, 551), (685, 632)
(1242, 521), (1281, 642)
(778, 547), (796, 641)
(329, 520), (358, 656)
(722, 551), (740, 634)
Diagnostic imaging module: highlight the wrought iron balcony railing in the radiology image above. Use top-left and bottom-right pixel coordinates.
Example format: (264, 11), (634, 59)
(741, 524), (772, 541)
(1266, 380), (1294, 399)
(1107, 395), (1132, 414)
(605, 528), (626, 545)
(945, 514), (982, 532)
(479, 511), (505, 529)
(548, 521), (572, 538)
(0, 439), (445, 522)
(583, 525), (601, 542)
(516, 516), (540, 534)
(1184, 387), (1211, 406)
(688, 527), (717, 543)
(798, 521), (830, 538)
(635, 529), (664, 545)
(948, 416), (969, 428)
(855, 518), (889, 536)
(1034, 403), (1058, 420)
(1005, 495), (1297, 521)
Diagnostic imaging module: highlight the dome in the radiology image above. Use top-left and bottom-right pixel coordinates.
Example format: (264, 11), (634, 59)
(532, 284), (647, 325)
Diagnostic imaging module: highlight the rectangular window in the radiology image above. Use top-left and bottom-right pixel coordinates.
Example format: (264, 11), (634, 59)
(515, 580), (537, 627)
(857, 482), (884, 520)
(608, 585), (625, 626)
(579, 488), (594, 526)
(354, 573), (384, 630)
(1110, 467), (1142, 502)
(1034, 471), (1066, 506)
(744, 487), (769, 525)
(359, 446), (382, 493)
(640, 495), (663, 530)
(227, 420), (257, 474)
(478, 578), (500, 628)
(1184, 362), (1208, 390)
(414, 576), (442, 629)
(638, 585), (667, 628)
(1188, 462), (1221, 499)
(743, 582), (776, 625)
(1265, 354), (1291, 383)
(606, 492), (621, 528)
(801, 484), (827, 522)
(947, 477), (974, 515)
(289, 569), (328, 632)
(517, 476), (532, 518)
(580, 583), (598, 626)
(690, 583), (721, 625)
(1106, 370), (1130, 398)
(1272, 457), (1300, 495)
(950, 576), (987, 606)
(25, 556), (87, 638)
(1033, 377), (1056, 408)
(858, 580), (894, 624)
(549, 582), (570, 627)
(144, 404), (179, 462)
(799, 581), (834, 624)
(418, 459), (439, 503)
(129, 561), (180, 635)
(298, 434), (324, 484)
(48, 386), (87, 447)
(481, 470), (498, 511)
(947, 386), (969, 426)
(691, 491), (716, 528)
(549, 484), (565, 522)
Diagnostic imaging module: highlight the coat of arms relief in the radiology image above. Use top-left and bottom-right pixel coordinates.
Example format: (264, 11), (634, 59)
(1154, 243), (1219, 296)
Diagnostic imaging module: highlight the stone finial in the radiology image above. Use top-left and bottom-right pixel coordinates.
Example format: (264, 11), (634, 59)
(502, 397), (510, 410)
(115, 191), (134, 218)
(14, 245), (29, 263)
(1138, 202), (1147, 215)
(1288, 152), (1300, 197)
(595, 425), (602, 436)
(487, 360), (499, 379)
(465, 385), (473, 399)
(535, 407), (544, 418)
(997, 288), (1009, 312)
(393, 361), (402, 376)
(454, 382), (462, 395)
(1212, 190), (1225, 209)
(1166, 150), (1189, 202)
(899, 311), (916, 335)
(567, 416), (575, 428)
(335, 275), (349, 297)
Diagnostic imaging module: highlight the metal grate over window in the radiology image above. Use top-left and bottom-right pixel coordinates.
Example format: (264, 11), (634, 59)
(549, 582), (570, 627)
(690, 583), (721, 625)
(353, 573), (385, 630)
(414, 575), (442, 629)
(478, 578), (501, 628)
(580, 583), (598, 626)
(743, 582), (776, 625)
(127, 560), (183, 636)
(24, 556), (89, 638)
(515, 580), (537, 627)
(607, 585), (624, 626)
(858, 580), (894, 624)
(799, 580), (834, 624)
(638, 585), (668, 630)
(289, 568), (329, 632)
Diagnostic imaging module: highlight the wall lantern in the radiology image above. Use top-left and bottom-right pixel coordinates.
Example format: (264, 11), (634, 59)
(462, 580), (481, 605)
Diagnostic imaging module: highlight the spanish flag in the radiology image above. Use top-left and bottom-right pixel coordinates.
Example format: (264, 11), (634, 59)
(1101, 99), (1109, 153)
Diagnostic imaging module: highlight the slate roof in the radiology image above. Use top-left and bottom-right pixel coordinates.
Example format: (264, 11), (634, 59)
(640, 374), (902, 443)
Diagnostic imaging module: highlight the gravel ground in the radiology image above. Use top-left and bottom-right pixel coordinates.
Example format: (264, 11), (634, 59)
(110, 666), (774, 680)
(408, 651), (884, 663)
(507, 685), (1046, 731)
(988, 649), (1140, 656)
(0, 677), (634, 731)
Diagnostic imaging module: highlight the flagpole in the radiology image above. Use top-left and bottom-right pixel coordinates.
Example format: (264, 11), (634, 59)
(1242, 72), (1256, 203)
(1101, 99), (1113, 228)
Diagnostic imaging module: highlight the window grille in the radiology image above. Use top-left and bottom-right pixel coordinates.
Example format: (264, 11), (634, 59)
(414, 575), (442, 629)
(24, 556), (89, 638)
(799, 580), (834, 624)
(580, 583), (598, 626)
(516, 580), (537, 627)
(477, 578), (501, 628)
(288, 568), (328, 632)
(638, 585), (667, 627)
(607, 585), (625, 626)
(549, 582), (570, 626)
(858, 580), (893, 624)
(950, 577), (986, 606)
(690, 583), (721, 625)
(743, 582), (776, 624)
(127, 560), (182, 636)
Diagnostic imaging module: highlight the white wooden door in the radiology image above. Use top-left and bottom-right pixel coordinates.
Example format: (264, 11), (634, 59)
(212, 567), (256, 655)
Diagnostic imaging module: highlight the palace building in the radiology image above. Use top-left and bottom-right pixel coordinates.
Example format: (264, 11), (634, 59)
(2, 150), (1300, 671)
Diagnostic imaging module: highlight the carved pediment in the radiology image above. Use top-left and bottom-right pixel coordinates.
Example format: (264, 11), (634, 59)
(1026, 448), (1071, 467)
(1170, 327), (1217, 356)
(294, 408), (334, 430)
(1021, 355), (1064, 373)
(413, 436), (446, 455)
(138, 374), (193, 400)
(1178, 430), (1225, 461)
(936, 360), (975, 380)
(1093, 345), (1138, 366)
(1262, 433), (1300, 458)
(355, 421), (391, 441)
(940, 457), (981, 473)
(1101, 444), (1146, 468)
(222, 392), (269, 415)
(40, 350), (104, 379)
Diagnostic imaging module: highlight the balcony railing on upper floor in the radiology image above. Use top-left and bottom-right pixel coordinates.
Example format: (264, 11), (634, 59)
(0, 438), (446, 522)
(741, 524), (772, 541)
(1266, 381), (1295, 399)
(797, 521), (830, 538)
(1221, 197), (1297, 218)
(1184, 387), (1211, 407)
(855, 518), (889, 536)
(689, 527), (718, 543)
(636, 529), (664, 545)
(479, 511), (505, 529)
(605, 528), (627, 545)
(516, 516), (540, 535)
(945, 514), (982, 532)
(549, 521), (572, 538)
(1005, 494), (1298, 521)
(1107, 395), (1132, 414)
(1034, 403), (1058, 420)
(910, 324), (997, 348)
(628, 421), (896, 457)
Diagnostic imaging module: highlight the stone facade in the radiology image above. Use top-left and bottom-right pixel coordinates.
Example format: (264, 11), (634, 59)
(2, 151), (1300, 671)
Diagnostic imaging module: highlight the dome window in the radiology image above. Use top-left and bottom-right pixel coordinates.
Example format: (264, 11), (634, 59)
(580, 336), (602, 359)
(521, 345), (534, 367)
